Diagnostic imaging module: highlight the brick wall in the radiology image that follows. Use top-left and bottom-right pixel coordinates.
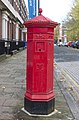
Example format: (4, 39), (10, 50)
(13, 22), (16, 40)
(0, 10), (2, 39)
(10, 21), (12, 40)
(18, 28), (22, 41)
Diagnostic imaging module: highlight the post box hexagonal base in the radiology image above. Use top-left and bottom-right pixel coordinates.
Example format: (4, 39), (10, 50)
(24, 97), (55, 115)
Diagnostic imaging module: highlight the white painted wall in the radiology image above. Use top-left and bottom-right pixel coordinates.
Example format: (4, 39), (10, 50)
(2, 13), (8, 39)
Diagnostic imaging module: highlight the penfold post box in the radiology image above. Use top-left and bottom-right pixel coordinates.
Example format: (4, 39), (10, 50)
(23, 8), (58, 115)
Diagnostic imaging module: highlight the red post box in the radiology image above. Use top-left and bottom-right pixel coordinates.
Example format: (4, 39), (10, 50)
(23, 8), (58, 115)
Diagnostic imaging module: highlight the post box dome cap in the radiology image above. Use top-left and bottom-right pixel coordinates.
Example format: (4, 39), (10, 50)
(23, 8), (58, 28)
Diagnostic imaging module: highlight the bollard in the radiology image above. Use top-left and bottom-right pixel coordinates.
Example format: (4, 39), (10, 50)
(23, 8), (58, 115)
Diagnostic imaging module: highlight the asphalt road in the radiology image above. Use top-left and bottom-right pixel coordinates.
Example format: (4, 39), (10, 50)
(54, 46), (79, 62)
(54, 46), (79, 119)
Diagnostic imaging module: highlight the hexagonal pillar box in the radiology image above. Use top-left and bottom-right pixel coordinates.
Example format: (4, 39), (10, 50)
(23, 8), (58, 115)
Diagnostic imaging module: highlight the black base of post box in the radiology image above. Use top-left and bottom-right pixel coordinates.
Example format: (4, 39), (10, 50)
(24, 97), (55, 115)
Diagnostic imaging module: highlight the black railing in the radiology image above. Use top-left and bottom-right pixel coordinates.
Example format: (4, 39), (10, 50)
(0, 39), (27, 55)
(0, 40), (5, 55)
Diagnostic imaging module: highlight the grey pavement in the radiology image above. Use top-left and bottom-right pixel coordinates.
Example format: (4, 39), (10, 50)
(0, 49), (74, 120)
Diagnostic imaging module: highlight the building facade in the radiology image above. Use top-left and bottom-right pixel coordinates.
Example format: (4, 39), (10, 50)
(0, 0), (27, 41)
(59, 21), (67, 43)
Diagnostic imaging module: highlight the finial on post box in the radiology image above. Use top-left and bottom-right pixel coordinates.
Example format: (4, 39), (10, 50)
(39, 8), (43, 15)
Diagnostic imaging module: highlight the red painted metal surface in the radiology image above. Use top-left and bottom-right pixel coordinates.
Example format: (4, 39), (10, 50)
(24, 9), (58, 101)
